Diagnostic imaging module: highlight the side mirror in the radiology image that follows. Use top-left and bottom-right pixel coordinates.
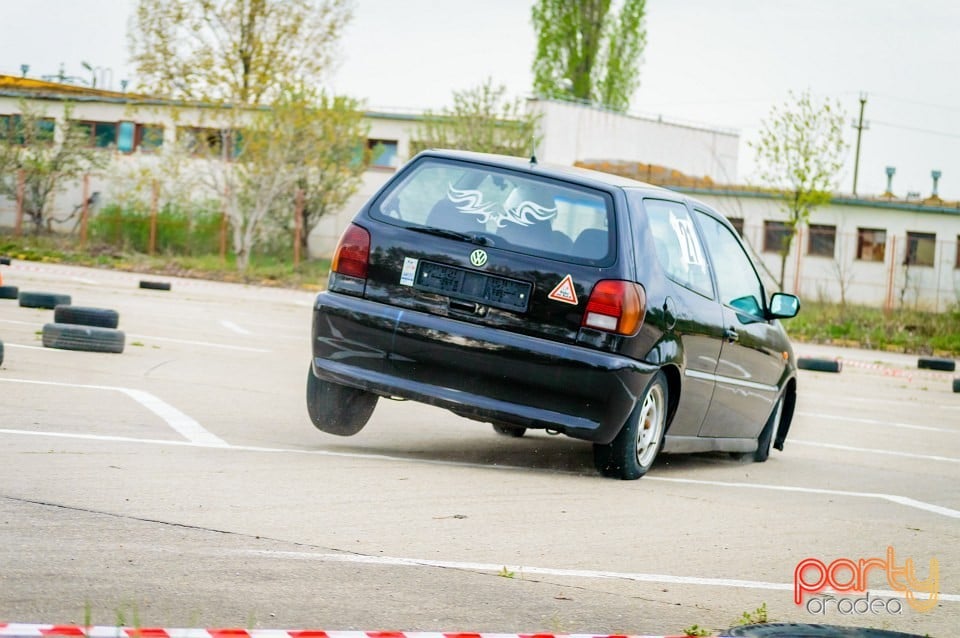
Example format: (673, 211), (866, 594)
(768, 292), (800, 319)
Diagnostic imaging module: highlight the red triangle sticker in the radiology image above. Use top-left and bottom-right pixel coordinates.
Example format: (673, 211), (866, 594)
(548, 274), (579, 305)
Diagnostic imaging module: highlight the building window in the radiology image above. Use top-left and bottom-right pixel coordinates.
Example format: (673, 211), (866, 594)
(74, 120), (118, 148)
(807, 224), (836, 257)
(763, 220), (791, 253)
(856, 228), (886, 262)
(727, 217), (745, 236)
(905, 231), (936, 267)
(117, 122), (164, 153)
(1, 114), (55, 145)
(367, 139), (398, 168)
(179, 126), (240, 158)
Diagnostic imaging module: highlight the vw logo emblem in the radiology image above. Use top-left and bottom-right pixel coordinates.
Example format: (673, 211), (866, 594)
(469, 249), (488, 268)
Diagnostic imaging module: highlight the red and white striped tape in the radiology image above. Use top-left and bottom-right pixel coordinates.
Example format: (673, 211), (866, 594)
(0, 626), (700, 638)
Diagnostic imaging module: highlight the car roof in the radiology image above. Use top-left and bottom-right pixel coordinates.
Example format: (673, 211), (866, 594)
(415, 148), (675, 194)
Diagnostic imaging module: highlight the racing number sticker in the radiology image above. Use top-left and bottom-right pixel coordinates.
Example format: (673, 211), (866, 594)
(548, 274), (579, 305)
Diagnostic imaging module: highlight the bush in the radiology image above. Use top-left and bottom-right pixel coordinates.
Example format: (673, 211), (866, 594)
(90, 202), (223, 255)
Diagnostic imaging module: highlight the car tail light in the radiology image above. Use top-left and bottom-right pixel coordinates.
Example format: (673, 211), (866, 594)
(582, 280), (646, 336)
(331, 224), (370, 280)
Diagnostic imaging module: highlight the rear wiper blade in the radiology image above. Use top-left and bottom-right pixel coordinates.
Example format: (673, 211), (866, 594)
(409, 225), (492, 246)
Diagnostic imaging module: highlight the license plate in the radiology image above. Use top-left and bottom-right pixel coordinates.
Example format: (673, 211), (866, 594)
(415, 261), (531, 312)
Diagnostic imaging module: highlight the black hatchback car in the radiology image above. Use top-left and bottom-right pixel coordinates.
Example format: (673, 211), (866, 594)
(308, 149), (800, 479)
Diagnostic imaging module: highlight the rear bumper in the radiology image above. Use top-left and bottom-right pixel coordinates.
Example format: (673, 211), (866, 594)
(310, 292), (657, 443)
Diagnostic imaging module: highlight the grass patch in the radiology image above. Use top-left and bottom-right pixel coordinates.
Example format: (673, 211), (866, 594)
(783, 301), (960, 357)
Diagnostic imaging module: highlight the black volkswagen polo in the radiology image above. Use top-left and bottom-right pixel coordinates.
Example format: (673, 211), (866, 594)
(308, 149), (800, 479)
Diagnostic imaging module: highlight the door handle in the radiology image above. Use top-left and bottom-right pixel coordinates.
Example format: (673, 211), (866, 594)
(723, 328), (739, 343)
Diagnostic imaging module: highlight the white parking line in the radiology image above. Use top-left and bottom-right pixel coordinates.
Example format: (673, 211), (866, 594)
(0, 378), (228, 447)
(1, 427), (957, 520)
(791, 439), (960, 464)
(220, 320), (252, 335)
(126, 333), (269, 352)
(797, 411), (957, 433)
(230, 549), (960, 603)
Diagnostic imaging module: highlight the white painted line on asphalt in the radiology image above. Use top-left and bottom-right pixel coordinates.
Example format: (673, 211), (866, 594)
(791, 439), (959, 463)
(797, 411), (957, 433)
(70, 276), (99, 284)
(802, 394), (960, 411)
(0, 319), (37, 326)
(4, 343), (47, 351)
(1, 427), (957, 520)
(645, 476), (960, 519)
(220, 320), (252, 335)
(126, 333), (269, 352)
(0, 378), (228, 448)
(231, 549), (960, 603)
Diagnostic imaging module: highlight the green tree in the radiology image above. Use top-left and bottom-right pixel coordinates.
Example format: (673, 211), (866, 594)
(190, 87), (368, 271)
(531, 0), (647, 112)
(0, 101), (106, 234)
(750, 90), (848, 290)
(414, 78), (541, 157)
(128, 0), (353, 105)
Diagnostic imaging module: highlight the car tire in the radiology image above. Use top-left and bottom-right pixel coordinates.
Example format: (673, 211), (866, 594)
(0, 257), (10, 265)
(953, 378), (960, 393)
(753, 395), (784, 463)
(0, 285), (18, 299)
(492, 424), (526, 437)
(0, 339), (4, 366)
(42, 322), (125, 354)
(306, 365), (378, 436)
(725, 622), (921, 637)
(797, 357), (842, 373)
(139, 280), (172, 291)
(19, 291), (72, 309)
(54, 305), (120, 329)
(917, 356), (955, 372)
(593, 371), (668, 480)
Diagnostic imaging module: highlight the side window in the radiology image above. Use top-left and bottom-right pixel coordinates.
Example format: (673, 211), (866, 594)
(642, 199), (712, 298)
(694, 210), (766, 318)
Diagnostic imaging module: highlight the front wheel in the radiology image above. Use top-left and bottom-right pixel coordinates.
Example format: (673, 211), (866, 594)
(593, 372), (669, 480)
(306, 365), (378, 436)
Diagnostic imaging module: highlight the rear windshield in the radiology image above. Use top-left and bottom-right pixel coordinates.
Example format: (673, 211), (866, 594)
(370, 157), (615, 264)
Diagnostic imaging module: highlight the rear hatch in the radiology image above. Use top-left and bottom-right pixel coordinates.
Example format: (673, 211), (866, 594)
(353, 155), (639, 345)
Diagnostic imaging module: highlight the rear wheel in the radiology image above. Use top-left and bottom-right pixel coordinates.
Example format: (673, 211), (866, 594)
(593, 371), (668, 480)
(306, 365), (378, 436)
(492, 424), (526, 438)
(754, 396), (784, 462)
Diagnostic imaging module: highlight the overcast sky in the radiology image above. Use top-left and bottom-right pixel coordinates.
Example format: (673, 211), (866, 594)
(2, 0), (959, 201)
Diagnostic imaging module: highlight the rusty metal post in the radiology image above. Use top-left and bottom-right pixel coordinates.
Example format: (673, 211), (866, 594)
(14, 169), (25, 236)
(294, 188), (304, 267)
(79, 174), (90, 246)
(149, 179), (159, 255)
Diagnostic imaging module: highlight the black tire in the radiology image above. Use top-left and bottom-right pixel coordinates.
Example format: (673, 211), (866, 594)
(139, 280), (172, 291)
(754, 395), (784, 462)
(797, 357), (842, 373)
(54, 305), (120, 329)
(0, 339), (4, 366)
(0, 285), (18, 299)
(18, 291), (72, 309)
(917, 356), (955, 372)
(593, 371), (668, 480)
(953, 378), (960, 393)
(42, 323), (125, 354)
(0, 257), (10, 265)
(492, 424), (527, 437)
(306, 365), (378, 436)
(725, 622), (926, 637)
